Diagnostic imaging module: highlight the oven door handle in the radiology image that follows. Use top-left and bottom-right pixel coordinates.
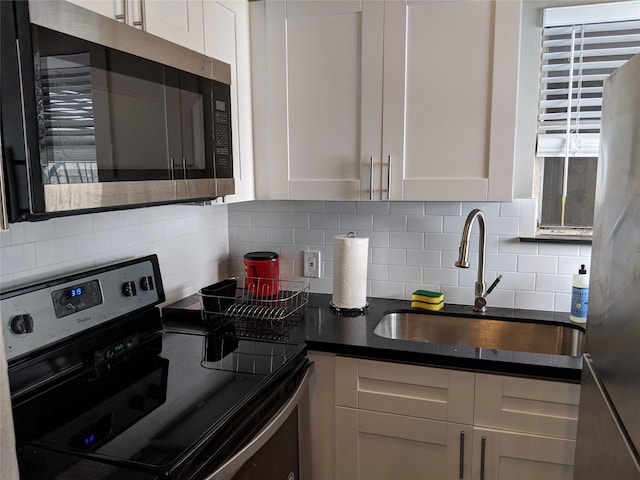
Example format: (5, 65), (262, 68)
(203, 362), (313, 480)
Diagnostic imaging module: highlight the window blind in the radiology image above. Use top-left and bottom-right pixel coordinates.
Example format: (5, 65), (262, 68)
(537, 1), (640, 158)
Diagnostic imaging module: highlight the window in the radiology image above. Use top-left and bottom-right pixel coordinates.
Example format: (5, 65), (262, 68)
(536, 1), (640, 234)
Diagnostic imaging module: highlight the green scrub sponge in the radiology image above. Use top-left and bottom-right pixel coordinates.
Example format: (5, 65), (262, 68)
(411, 289), (444, 311)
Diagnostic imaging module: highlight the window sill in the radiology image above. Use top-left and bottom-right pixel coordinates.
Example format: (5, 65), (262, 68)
(519, 235), (592, 245)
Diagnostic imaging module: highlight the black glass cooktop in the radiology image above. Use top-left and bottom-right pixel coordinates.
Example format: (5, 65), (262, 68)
(13, 329), (306, 480)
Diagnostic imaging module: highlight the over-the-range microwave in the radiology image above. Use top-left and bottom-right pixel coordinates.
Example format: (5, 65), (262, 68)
(0, 0), (234, 226)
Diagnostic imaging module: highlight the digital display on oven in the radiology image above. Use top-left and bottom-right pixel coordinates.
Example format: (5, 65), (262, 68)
(52, 279), (103, 318)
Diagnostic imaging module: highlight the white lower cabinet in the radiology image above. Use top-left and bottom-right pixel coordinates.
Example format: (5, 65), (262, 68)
(308, 353), (581, 480)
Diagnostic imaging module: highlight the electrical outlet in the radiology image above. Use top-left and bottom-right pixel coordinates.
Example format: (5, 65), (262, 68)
(304, 250), (321, 278)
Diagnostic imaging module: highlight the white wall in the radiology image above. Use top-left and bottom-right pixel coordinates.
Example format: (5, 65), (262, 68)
(228, 199), (592, 313)
(0, 204), (230, 304)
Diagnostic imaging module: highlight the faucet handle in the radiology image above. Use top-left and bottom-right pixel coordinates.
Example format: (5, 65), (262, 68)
(486, 274), (503, 295)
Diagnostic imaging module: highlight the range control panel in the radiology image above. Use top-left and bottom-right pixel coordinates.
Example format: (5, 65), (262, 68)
(1, 255), (163, 361)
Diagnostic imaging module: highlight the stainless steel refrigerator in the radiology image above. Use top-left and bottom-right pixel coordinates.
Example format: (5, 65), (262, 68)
(573, 52), (640, 479)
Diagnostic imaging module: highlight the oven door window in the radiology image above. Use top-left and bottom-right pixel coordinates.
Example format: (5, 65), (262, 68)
(34, 27), (214, 184)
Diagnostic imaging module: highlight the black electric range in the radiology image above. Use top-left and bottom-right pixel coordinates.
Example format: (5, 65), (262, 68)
(1, 255), (308, 480)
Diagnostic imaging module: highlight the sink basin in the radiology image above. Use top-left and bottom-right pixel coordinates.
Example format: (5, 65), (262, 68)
(373, 311), (585, 356)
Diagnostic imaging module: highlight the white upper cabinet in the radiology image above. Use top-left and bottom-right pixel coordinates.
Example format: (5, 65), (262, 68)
(254, 0), (521, 201)
(204, 0), (255, 202)
(254, 0), (384, 200)
(65, 0), (206, 53)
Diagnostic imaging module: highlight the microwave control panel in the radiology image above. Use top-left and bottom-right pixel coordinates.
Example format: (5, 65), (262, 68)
(213, 81), (233, 178)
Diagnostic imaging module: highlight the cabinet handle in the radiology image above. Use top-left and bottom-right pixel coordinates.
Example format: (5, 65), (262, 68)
(480, 435), (486, 480)
(114, 0), (127, 22)
(128, 0), (144, 28)
(386, 155), (391, 200)
(369, 156), (374, 200)
(459, 431), (465, 479)
(182, 158), (187, 179)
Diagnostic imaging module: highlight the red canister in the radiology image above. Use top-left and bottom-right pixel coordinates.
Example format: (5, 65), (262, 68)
(243, 252), (280, 297)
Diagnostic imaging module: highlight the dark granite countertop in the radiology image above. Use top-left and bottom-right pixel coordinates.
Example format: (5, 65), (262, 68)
(161, 292), (584, 383)
(304, 293), (583, 383)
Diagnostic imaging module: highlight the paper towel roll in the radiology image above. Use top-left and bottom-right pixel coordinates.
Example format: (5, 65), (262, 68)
(332, 233), (369, 310)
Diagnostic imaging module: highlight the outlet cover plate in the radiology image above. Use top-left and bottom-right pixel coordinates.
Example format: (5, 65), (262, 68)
(304, 250), (321, 278)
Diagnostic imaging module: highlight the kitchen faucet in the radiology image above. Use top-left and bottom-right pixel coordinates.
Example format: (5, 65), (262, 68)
(455, 209), (502, 312)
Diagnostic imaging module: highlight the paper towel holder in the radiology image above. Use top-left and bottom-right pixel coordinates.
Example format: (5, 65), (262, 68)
(330, 232), (369, 317)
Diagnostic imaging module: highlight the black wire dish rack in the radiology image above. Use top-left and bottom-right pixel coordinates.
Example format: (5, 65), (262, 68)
(197, 277), (309, 373)
(198, 277), (310, 343)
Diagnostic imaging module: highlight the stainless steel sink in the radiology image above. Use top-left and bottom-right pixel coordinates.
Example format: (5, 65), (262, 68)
(373, 311), (585, 356)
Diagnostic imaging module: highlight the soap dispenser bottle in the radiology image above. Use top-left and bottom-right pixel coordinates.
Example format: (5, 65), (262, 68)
(570, 264), (589, 323)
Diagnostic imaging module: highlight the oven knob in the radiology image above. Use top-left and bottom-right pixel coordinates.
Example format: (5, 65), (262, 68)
(140, 276), (154, 291)
(122, 281), (137, 297)
(10, 314), (34, 334)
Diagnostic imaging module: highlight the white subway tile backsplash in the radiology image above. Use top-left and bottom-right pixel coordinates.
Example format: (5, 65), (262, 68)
(486, 253), (518, 273)
(515, 291), (555, 311)
(266, 228), (294, 244)
(498, 236), (538, 254)
(250, 211), (280, 227)
(293, 201), (324, 213)
(407, 215), (443, 233)
(424, 202), (462, 216)
(372, 248), (405, 266)
(324, 201), (356, 214)
(373, 214), (407, 231)
(499, 200), (521, 217)
(558, 256), (591, 275)
(407, 249), (441, 268)
(536, 274), (571, 294)
(389, 232), (424, 250)
(235, 226), (266, 243)
(499, 272), (536, 291)
(425, 233), (460, 251)
(1, 243), (37, 276)
(423, 267), (458, 286)
(488, 217), (519, 236)
(2, 199), (593, 315)
(462, 202), (501, 217)
(555, 293), (572, 312)
(370, 281), (404, 299)
(538, 242), (581, 256)
(357, 202), (390, 215)
(54, 215), (93, 237)
(310, 213), (340, 229)
(278, 213), (309, 228)
(390, 202), (424, 215)
(294, 228), (325, 245)
(225, 200), (590, 312)
(340, 214), (374, 231)
(368, 263), (389, 281)
(518, 254), (557, 274)
(389, 265), (422, 283)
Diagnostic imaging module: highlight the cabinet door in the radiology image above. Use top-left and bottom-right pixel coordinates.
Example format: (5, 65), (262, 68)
(144, 0), (205, 53)
(474, 373), (581, 440)
(336, 406), (473, 480)
(257, 0), (384, 200)
(383, 0), (520, 201)
(337, 358), (476, 425)
(473, 428), (576, 480)
(204, 0), (254, 202)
